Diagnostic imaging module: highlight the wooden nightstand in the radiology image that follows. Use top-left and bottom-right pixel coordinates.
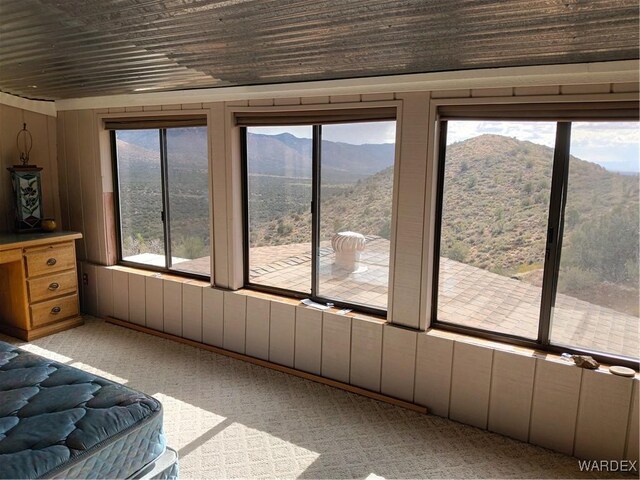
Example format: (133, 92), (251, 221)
(0, 231), (84, 340)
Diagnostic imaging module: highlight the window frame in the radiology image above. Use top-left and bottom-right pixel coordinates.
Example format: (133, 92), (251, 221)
(431, 110), (639, 368)
(110, 128), (211, 282)
(240, 123), (395, 317)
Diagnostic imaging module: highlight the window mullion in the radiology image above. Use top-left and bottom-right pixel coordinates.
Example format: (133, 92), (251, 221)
(159, 128), (172, 270)
(431, 121), (448, 326)
(537, 122), (572, 345)
(311, 125), (322, 297)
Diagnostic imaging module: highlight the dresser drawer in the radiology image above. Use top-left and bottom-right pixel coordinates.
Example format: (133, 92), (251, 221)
(25, 242), (76, 277)
(28, 270), (78, 303)
(30, 293), (79, 328)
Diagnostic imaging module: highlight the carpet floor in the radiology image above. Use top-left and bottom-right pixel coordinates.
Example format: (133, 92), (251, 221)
(1, 317), (629, 479)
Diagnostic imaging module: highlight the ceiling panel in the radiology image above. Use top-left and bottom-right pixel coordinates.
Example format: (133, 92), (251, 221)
(0, 0), (637, 100)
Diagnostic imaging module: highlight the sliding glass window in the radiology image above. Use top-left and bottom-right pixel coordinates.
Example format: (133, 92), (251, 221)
(433, 108), (639, 364)
(243, 119), (396, 313)
(112, 124), (210, 278)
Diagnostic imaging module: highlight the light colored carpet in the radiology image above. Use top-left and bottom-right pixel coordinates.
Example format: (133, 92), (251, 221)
(0, 317), (627, 479)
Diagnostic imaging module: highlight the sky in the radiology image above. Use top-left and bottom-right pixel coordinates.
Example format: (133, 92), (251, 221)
(446, 120), (640, 173)
(250, 120), (639, 173)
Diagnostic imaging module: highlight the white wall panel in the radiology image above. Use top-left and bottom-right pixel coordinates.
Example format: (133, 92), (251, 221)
(245, 296), (270, 360)
(294, 307), (322, 375)
(269, 302), (295, 367)
(202, 287), (224, 347)
(449, 342), (493, 429)
(350, 317), (383, 392)
(223, 291), (247, 353)
(414, 334), (454, 417)
(322, 312), (351, 383)
(380, 324), (417, 402)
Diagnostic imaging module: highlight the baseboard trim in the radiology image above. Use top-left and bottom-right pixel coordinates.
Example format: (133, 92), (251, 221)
(106, 317), (428, 415)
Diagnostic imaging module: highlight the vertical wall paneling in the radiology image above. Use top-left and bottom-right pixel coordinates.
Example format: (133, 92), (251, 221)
(625, 380), (639, 462)
(574, 369), (633, 460)
(145, 276), (164, 332)
(91, 110), (107, 264)
(22, 111), (53, 220)
(529, 359), (582, 455)
(111, 269), (129, 321)
(223, 291), (247, 354)
(488, 350), (535, 441)
(56, 112), (71, 230)
(207, 103), (229, 287)
(471, 87), (514, 97)
(0, 104), (19, 230)
(96, 267), (113, 318)
(96, 115), (115, 265)
(245, 296), (271, 360)
(414, 334), (454, 417)
(449, 342), (493, 429)
(0, 105), (59, 232)
(80, 262), (98, 315)
(273, 98), (301, 106)
(349, 317), (383, 392)
(128, 271), (146, 326)
(321, 312), (351, 383)
(202, 287), (224, 347)
(162, 278), (183, 336)
(76, 110), (100, 262)
(46, 115), (62, 226)
(560, 83), (611, 95)
(380, 324), (417, 402)
(269, 301), (296, 367)
(62, 111), (87, 260)
(294, 306), (322, 375)
(390, 93), (430, 329)
(182, 283), (204, 342)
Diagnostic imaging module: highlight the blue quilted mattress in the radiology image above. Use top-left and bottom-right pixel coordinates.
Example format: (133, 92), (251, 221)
(0, 340), (170, 479)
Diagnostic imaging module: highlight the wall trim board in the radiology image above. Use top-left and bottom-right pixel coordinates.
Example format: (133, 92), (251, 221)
(0, 92), (57, 117)
(106, 316), (427, 414)
(54, 60), (639, 111)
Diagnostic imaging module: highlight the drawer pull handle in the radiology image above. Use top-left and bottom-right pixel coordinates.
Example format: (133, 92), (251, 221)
(51, 306), (61, 314)
(48, 282), (60, 290)
(47, 258), (57, 266)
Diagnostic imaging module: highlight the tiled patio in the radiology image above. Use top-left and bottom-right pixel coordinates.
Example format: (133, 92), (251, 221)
(131, 237), (639, 358)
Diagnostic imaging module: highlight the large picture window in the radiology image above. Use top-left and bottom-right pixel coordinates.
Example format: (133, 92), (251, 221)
(243, 119), (396, 314)
(433, 106), (638, 364)
(111, 124), (210, 278)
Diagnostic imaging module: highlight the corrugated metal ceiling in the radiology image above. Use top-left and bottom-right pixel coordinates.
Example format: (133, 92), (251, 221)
(1, 0), (638, 100)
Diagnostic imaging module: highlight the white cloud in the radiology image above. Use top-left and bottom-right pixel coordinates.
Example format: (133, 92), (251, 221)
(446, 120), (639, 173)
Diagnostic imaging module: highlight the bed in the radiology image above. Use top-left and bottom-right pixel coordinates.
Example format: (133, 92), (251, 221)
(0, 340), (178, 479)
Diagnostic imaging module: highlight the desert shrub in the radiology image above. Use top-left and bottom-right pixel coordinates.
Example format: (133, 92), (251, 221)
(557, 266), (599, 294)
(443, 240), (469, 263)
(563, 206), (639, 283)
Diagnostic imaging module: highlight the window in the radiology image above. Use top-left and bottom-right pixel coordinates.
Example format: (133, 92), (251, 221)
(243, 120), (396, 313)
(433, 108), (638, 363)
(112, 125), (210, 278)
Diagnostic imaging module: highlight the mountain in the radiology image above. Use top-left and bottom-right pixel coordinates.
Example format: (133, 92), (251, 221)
(116, 129), (395, 184)
(247, 132), (395, 183)
(252, 134), (638, 275)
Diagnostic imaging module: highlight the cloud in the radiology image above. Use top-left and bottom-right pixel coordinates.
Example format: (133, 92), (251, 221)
(446, 120), (639, 173)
